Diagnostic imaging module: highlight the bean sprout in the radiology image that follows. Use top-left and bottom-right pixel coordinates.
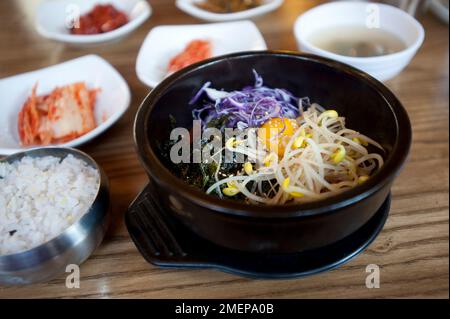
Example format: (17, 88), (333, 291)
(207, 104), (384, 205)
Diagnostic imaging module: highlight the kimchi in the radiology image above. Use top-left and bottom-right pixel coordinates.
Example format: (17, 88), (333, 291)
(18, 82), (99, 146)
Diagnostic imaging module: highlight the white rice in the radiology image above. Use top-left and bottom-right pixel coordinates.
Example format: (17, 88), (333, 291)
(0, 155), (100, 256)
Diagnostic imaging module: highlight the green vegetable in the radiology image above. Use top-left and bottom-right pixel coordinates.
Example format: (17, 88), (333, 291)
(159, 114), (243, 192)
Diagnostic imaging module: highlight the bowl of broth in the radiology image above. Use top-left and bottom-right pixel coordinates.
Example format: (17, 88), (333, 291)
(294, 1), (425, 81)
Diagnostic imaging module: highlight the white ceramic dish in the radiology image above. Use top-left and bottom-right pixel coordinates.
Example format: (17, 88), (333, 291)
(136, 20), (267, 88)
(0, 55), (131, 155)
(175, 0), (283, 22)
(294, 1), (425, 81)
(35, 0), (151, 44)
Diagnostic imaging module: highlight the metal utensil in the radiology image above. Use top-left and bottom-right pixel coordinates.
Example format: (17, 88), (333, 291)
(373, 0), (429, 16)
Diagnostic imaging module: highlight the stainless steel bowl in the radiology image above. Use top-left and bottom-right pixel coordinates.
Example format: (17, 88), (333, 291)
(0, 147), (110, 285)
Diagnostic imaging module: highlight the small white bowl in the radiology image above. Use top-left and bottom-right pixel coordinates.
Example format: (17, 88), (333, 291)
(0, 55), (131, 155)
(294, 1), (425, 81)
(35, 0), (151, 45)
(136, 20), (267, 88)
(175, 0), (283, 22)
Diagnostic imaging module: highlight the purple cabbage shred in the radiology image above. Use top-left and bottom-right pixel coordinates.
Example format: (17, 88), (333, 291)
(190, 70), (310, 130)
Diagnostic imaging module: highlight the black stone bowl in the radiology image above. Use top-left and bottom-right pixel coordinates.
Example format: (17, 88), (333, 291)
(133, 51), (411, 253)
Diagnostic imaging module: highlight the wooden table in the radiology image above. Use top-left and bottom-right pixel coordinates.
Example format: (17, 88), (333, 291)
(0, 0), (448, 299)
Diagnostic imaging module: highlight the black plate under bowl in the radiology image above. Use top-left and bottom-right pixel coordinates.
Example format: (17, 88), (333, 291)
(125, 184), (390, 279)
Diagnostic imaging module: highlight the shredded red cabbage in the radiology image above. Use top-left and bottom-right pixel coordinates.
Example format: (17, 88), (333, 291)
(190, 70), (310, 129)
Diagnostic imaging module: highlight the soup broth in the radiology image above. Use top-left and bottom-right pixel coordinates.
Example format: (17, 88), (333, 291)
(308, 26), (407, 57)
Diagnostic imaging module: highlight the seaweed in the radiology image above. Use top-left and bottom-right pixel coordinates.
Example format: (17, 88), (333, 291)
(158, 114), (243, 192)
(206, 114), (230, 131)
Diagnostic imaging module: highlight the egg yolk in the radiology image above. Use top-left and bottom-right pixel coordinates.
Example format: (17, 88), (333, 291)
(258, 118), (299, 157)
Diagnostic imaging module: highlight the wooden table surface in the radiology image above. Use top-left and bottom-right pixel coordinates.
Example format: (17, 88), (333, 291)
(0, 0), (448, 299)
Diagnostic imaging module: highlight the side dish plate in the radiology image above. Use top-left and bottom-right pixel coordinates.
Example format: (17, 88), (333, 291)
(175, 0), (284, 22)
(35, 0), (151, 44)
(0, 55), (131, 155)
(136, 21), (267, 88)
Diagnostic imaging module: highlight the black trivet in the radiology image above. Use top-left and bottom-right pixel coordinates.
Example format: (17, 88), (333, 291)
(125, 184), (390, 279)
